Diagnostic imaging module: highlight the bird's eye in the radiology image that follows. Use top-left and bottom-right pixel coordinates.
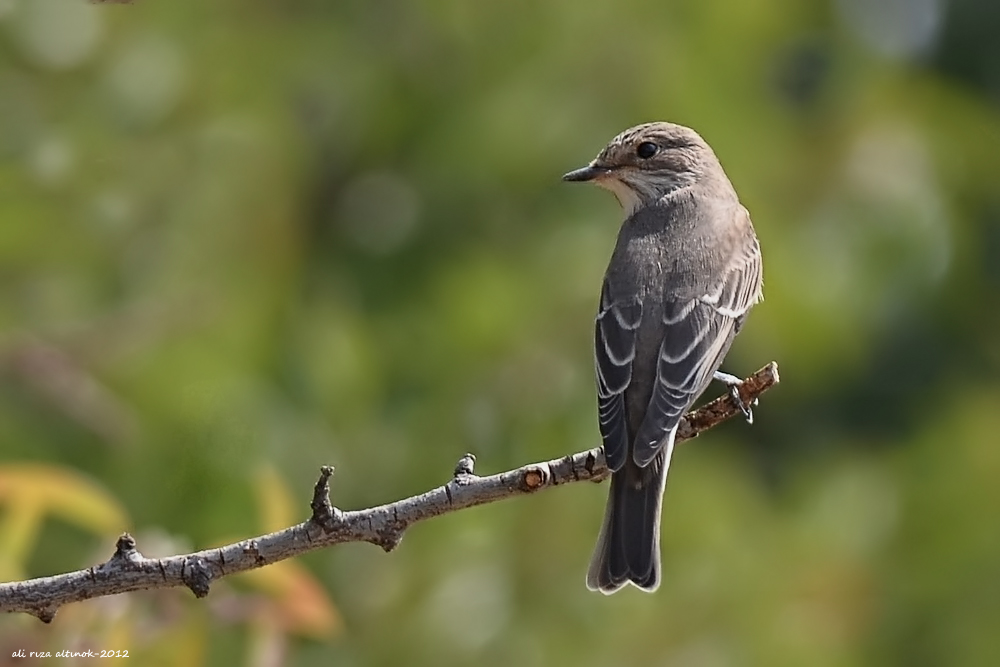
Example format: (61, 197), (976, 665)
(636, 142), (658, 159)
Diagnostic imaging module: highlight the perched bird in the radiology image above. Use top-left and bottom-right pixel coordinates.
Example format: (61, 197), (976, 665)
(563, 122), (763, 594)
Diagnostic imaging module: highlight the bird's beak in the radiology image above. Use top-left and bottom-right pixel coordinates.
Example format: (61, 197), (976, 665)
(562, 163), (612, 182)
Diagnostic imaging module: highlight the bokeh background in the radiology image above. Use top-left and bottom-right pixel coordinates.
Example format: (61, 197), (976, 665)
(2, 0), (999, 664)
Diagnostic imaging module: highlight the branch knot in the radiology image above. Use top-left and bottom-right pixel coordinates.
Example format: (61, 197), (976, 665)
(521, 466), (548, 490)
(182, 557), (213, 598)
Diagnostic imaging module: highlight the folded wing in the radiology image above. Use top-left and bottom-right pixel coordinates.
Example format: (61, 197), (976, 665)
(632, 230), (763, 467)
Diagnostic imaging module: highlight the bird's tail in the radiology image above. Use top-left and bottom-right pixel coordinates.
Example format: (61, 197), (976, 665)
(586, 451), (670, 594)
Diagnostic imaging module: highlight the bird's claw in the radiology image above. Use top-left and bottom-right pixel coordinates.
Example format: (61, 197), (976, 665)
(728, 385), (754, 424)
(713, 371), (754, 424)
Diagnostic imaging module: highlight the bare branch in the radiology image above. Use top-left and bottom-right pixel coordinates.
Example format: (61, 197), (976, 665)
(0, 362), (779, 622)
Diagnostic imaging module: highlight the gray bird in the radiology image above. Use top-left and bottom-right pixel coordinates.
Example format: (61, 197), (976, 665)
(563, 122), (763, 594)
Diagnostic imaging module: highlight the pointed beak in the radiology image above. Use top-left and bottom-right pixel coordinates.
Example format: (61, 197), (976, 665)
(562, 163), (612, 182)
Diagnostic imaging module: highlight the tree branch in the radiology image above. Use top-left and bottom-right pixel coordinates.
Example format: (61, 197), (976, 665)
(0, 362), (779, 622)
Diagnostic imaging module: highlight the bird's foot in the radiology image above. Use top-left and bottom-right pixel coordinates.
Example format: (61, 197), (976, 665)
(713, 371), (755, 424)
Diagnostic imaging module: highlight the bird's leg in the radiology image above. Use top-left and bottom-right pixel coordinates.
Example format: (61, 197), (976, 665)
(712, 371), (755, 424)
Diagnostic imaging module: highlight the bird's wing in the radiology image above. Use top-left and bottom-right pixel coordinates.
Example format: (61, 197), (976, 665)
(594, 280), (642, 472)
(632, 228), (762, 467)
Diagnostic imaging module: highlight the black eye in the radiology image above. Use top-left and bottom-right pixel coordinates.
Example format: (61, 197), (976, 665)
(636, 142), (658, 159)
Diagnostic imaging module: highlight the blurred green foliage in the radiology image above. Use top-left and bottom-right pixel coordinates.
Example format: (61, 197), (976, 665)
(1, 0), (999, 664)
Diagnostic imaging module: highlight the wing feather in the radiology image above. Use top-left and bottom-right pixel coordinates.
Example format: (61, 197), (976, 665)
(594, 282), (642, 472)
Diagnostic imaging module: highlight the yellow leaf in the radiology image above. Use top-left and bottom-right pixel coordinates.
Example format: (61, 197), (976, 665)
(0, 464), (130, 579)
(253, 463), (296, 532)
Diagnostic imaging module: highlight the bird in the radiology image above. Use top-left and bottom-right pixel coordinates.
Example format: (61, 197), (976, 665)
(563, 121), (763, 594)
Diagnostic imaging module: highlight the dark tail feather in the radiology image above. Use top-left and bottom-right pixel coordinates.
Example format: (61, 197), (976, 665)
(586, 451), (670, 594)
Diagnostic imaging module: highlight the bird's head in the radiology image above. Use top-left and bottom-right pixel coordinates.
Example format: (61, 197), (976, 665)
(563, 122), (717, 214)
